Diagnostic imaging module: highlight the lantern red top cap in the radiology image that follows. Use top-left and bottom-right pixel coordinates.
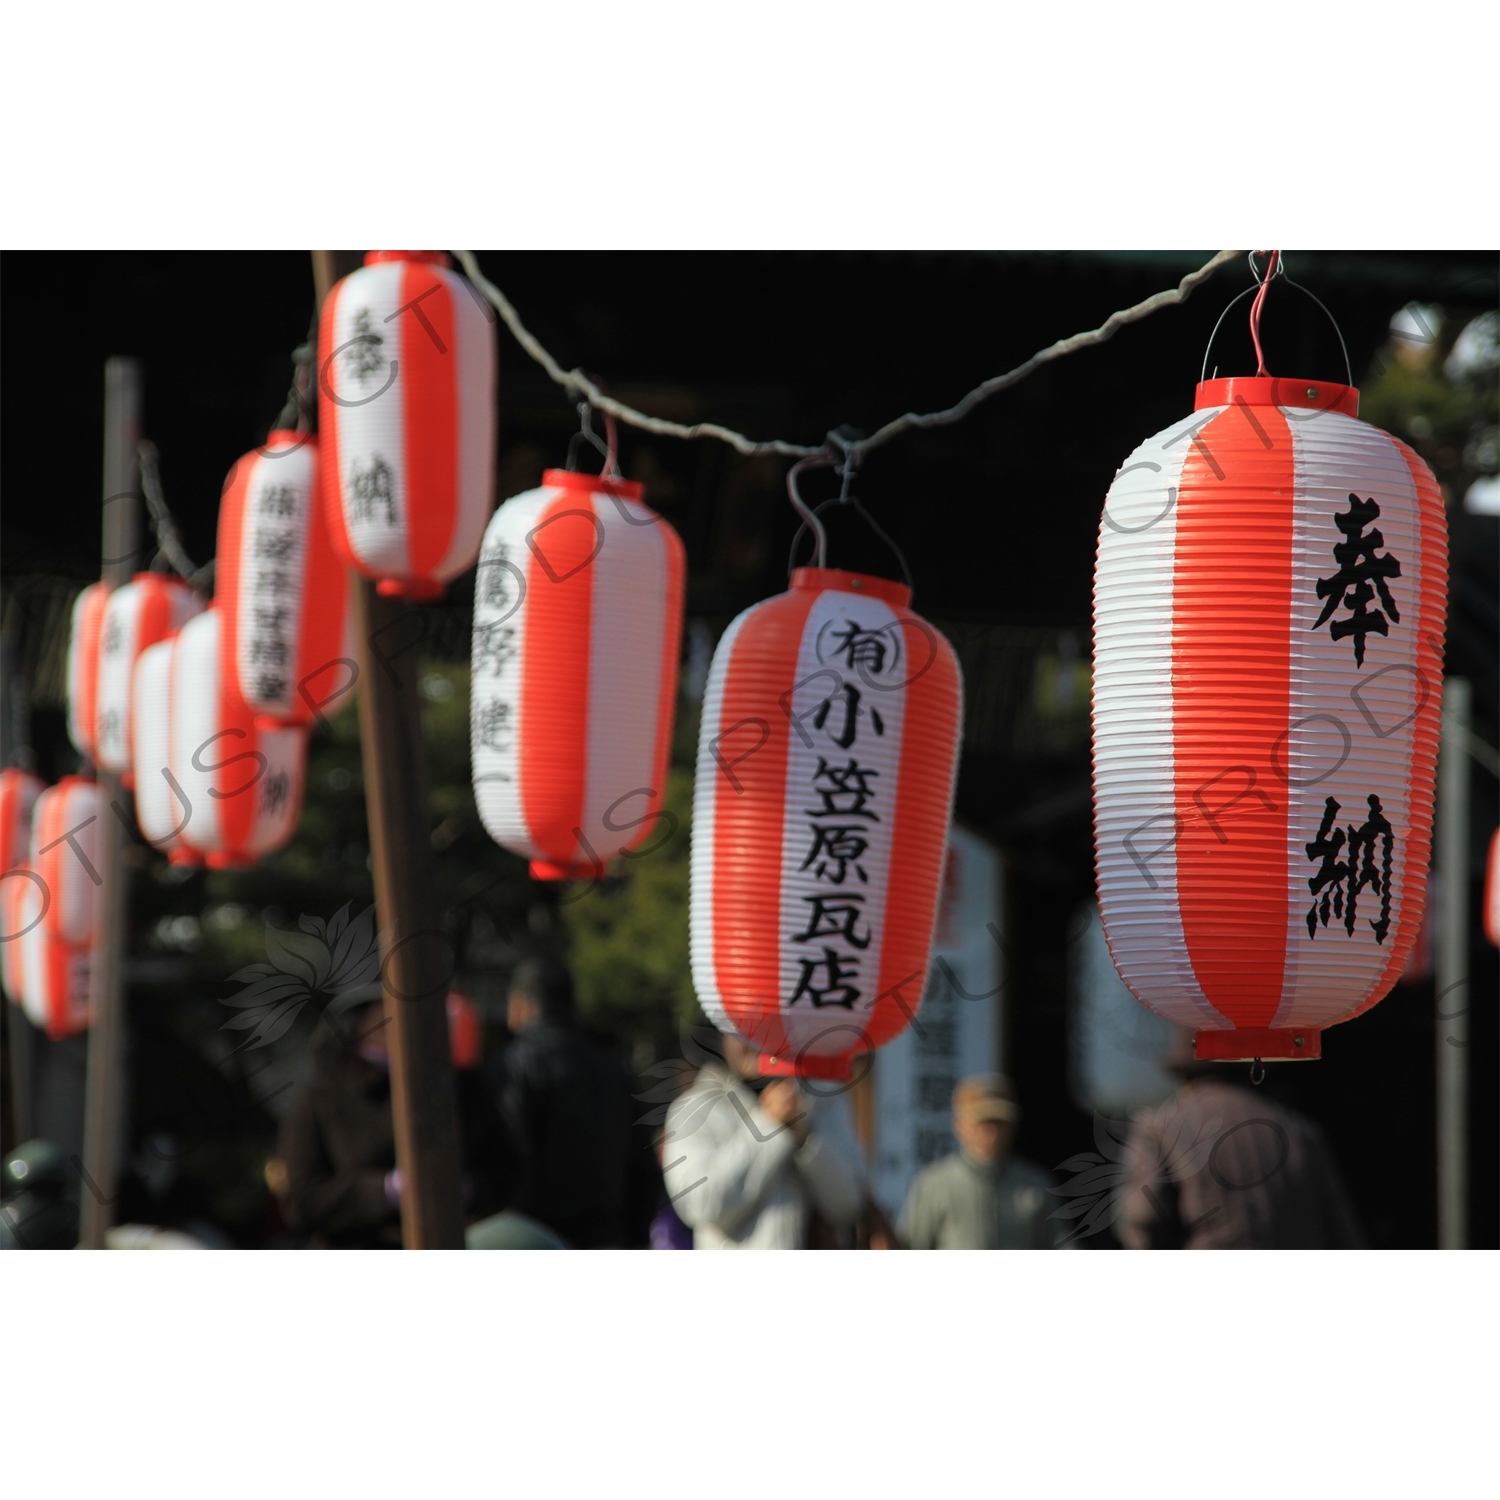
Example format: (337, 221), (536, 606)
(364, 250), (452, 267)
(1195, 376), (1359, 418)
(791, 567), (912, 609)
(541, 468), (645, 503)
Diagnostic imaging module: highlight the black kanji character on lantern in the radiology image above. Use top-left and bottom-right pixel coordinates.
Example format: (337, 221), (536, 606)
(792, 892), (871, 950)
(344, 309), (385, 384)
(478, 544), (516, 610)
(472, 622), (517, 677)
(255, 672), (288, 702)
(787, 946), (862, 1009)
(255, 531), (296, 561)
(1305, 793), (1395, 943)
(250, 636), (290, 667)
(812, 681), (884, 749)
(256, 568), (296, 598)
(349, 455), (396, 526)
(261, 769), (291, 817)
(803, 757), (880, 821)
(259, 485), (300, 518)
(476, 698), (513, 753)
(1313, 494), (1402, 667)
(800, 823), (871, 884)
(253, 605), (291, 637)
(829, 620), (891, 676)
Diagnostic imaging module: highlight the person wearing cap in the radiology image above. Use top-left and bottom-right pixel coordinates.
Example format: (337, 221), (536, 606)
(897, 1075), (1061, 1249)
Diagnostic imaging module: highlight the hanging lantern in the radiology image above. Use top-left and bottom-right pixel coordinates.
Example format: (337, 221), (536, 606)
(170, 610), (307, 869)
(215, 431), (351, 725)
(319, 250), (497, 600)
(132, 634), (198, 864)
(66, 581), (112, 759)
(471, 470), (686, 879)
(31, 776), (102, 949)
(95, 572), (204, 778)
(0, 768), (44, 874)
(7, 867), (90, 1039)
(1092, 375), (1448, 1061)
(690, 567), (963, 1080)
(1, 861), (33, 1011)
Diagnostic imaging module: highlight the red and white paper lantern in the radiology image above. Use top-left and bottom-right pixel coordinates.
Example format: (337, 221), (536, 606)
(133, 633), (197, 863)
(0, 768), (44, 874)
(690, 567), (963, 1079)
(170, 610), (306, 868)
(66, 582), (112, 758)
(472, 470), (686, 879)
(6, 867), (90, 1039)
(95, 573), (204, 776)
(1484, 828), (1499, 949)
(1092, 376), (1448, 1060)
(319, 251), (497, 600)
(31, 776), (102, 949)
(216, 431), (351, 724)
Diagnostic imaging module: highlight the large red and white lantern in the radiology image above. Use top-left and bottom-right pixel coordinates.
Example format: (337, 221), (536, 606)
(169, 610), (306, 868)
(690, 568), (963, 1079)
(0, 768), (44, 874)
(319, 251), (497, 600)
(1092, 376), (1448, 1060)
(471, 470), (686, 879)
(215, 431), (350, 724)
(31, 776), (102, 949)
(95, 573), (204, 776)
(66, 582), (112, 758)
(5, 867), (90, 1039)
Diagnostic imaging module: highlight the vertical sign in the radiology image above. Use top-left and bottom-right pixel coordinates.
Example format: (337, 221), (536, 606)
(869, 824), (1001, 1217)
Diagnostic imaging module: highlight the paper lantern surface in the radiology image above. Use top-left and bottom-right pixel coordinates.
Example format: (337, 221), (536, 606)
(8, 867), (90, 1039)
(31, 776), (102, 950)
(0, 769), (44, 875)
(170, 610), (307, 869)
(95, 573), (204, 775)
(319, 251), (497, 600)
(1092, 377), (1447, 1059)
(216, 431), (350, 724)
(471, 470), (686, 879)
(133, 634), (198, 863)
(690, 568), (963, 1079)
(66, 582), (112, 758)
(1484, 828), (1499, 949)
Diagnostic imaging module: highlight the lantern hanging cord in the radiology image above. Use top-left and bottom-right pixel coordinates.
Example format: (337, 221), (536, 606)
(454, 250), (1243, 464)
(1248, 250), (1283, 377)
(138, 440), (213, 590)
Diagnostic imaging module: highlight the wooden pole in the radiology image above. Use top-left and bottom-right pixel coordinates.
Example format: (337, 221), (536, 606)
(312, 252), (466, 1248)
(78, 356), (141, 1248)
(1436, 676), (1471, 1250)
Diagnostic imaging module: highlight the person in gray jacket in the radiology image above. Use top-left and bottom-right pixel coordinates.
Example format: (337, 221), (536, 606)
(662, 1035), (864, 1249)
(899, 1075), (1061, 1249)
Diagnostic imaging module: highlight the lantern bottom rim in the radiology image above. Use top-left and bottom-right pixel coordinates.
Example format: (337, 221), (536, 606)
(1193, 1027), (1322, 1062)
(758, 1050), (860, 1082)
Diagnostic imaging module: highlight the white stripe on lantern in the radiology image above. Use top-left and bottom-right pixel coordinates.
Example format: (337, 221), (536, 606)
(236, 441), (316, 719)
(330, 260), (409, 579)
(172, 611), (226, 853)
(66, 582), (110, 758)
(580, 493), (672, 862)
(774, 588), (905, 1062)
(1273, 412), (1425, 1029)
(471, 488), (548, 861)
(440, 273), (498, 581)
(1092, 411), (1231, 1031)
(34, 779), (100, 950)
(134, 636), (188, 857)
(688, 607), (753, 1037)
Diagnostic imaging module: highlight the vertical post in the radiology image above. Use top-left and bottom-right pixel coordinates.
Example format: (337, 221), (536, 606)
(78, 357), (141, 1249)
(1436, 676), (1471, 1250)
(312, 252), (465, 1249)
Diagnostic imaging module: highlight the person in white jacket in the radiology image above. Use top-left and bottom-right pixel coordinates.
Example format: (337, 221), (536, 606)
(662, 1036), (865, 1249)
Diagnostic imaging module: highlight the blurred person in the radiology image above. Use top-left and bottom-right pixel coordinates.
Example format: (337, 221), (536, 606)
(1120, 1040), (1364, 1250)
(489, 958), (659, 1248)
(899, 1074), (1061, 1249)
(662, 1034), (864, 1249)
(276, 996), (512, 1249)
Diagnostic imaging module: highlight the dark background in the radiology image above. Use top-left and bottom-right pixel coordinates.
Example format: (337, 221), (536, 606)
(3, 249), (1496, 1247)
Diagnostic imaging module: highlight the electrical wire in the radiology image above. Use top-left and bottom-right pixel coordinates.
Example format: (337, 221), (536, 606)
(138, 440), (212, 589)
(455, 249), (1243, 463)
(1248, 249), (1282, 376)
